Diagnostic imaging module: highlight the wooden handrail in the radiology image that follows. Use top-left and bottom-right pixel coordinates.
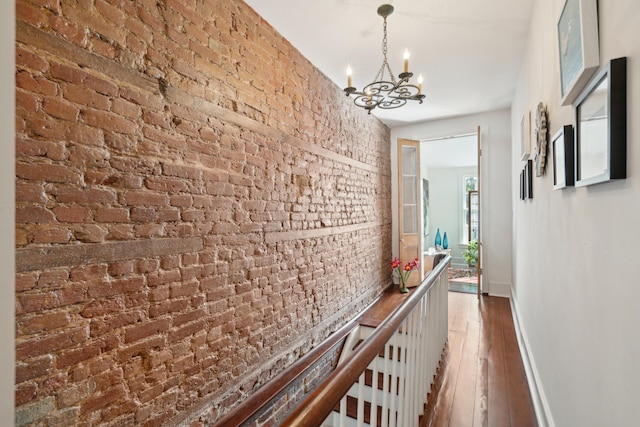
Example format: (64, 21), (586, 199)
(211, 291), (387, 427)
(281, 256), (451, 426)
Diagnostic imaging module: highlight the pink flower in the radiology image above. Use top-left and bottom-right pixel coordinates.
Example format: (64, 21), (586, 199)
(391, 257), (420, 292)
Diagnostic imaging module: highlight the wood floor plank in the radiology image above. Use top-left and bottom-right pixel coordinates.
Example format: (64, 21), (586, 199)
(423, 293), (536, 427)
(448, 313), (479, 426)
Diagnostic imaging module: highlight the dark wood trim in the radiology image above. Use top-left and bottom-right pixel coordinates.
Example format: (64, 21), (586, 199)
(15, 237), (203, 272)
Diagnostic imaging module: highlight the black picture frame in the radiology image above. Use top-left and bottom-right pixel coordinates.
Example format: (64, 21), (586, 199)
(574, 57), (627, 187)
(526, 159), (533, 199)
(520, 170), (525, 200)
(552, 125), (575, 190)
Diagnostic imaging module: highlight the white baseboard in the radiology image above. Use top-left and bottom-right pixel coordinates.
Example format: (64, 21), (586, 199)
(509, 296), (555, 427)
(487, 281), (511, 297)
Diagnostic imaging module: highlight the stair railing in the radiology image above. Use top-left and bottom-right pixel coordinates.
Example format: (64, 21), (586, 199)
(282, 256), (450, 427)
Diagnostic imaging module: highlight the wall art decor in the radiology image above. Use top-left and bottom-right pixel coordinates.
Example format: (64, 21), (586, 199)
(422, 178), (429, 238)
(552, 125), (575, 190)
(557, 0), (600, 106)
(526, 159), (533, 199)
(520, 170), (525, 200)
(575, 57), (627, 187)
(520, 110), (531, 160)
(534, 103), (549, 177)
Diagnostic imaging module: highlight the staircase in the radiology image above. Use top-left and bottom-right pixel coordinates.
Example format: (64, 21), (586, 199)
(319, 262), (449, 427)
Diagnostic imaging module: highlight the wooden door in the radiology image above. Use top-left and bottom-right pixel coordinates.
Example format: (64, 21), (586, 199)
(476, 126), (482, 298)
(397, 138), (422, 287)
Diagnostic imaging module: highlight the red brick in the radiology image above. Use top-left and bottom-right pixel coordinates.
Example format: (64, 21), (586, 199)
(172, 308), (206, 328)
(16, 1), (49, 29)
(18, 312), (69, 335)
(80, 297), (125, 318)
(79, 385), (126, 416)
(53, 206), (92, 223)
(95, 0), (126, 27)
(16, 206), (55, 223)
(124, 318), (171, 343)
(16, 90), (39, 113)
(52, 186), (117, 204)
(15, 382), (37, 407)
(42, 97), (80, 121)
(16, 72), (58, 96)
(31, 224), (73, 244)
(130, 207), (158, 222)
(145, 177), (188, 193)
(89, 309), (144, 337)
(63, 83), (111, 110)
(95, 207), (129, 223)
(169, 319), (205, 343)
(16, 355), (53, 383)
(81, 108), (137, 134)
(57, 344), (102, 368)
(18, 287), (85, 314)
(68, 145), (110, 167)
(50, 15), (86, 46)
(16, 327), (87, 359)
(111, 98), (141, 119)
(16, 162), (82, 184)
(107, 260), (134, 278)
(73, 224), (108, 243)
(66, 123), (105, 146)
(88, 276), (145, 298)
(63, 2), (126, 44)
(70, 264), (109, 282)
(107, 224), (135, 240)
(121, 190), (168, 207)
(16, 47), (49, 72)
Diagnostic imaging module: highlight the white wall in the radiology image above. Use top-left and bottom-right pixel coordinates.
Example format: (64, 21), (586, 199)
(1, 0), (15, 421)
(511, 1), (640, 426)
(428, 166), (477, 266)
(391, 109), (513, 296)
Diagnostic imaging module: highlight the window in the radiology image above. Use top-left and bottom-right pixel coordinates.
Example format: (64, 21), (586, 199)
(462, 175), (478, 244)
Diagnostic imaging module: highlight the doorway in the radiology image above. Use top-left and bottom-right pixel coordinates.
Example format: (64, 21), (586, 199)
(420, 133), (480, 295)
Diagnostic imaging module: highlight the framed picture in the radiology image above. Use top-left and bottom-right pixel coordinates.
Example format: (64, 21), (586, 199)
(422, 178), (429, 237)
(520, 170), (525, 200)
(526, 159), (533, 199)
(552, 125), (575, 190)
(520, 111), (531, 160)
(575, 57), (627, 187)
(557, 0), (599, 106)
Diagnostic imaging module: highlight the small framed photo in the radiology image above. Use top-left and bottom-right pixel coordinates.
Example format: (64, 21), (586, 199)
(575, 57), (627, 187)
(557, 0), (600, 106)
(520, 111), (531, 160)
(520, 170), (525, 200)
(526, 159), (533, 199)
(552, 125), (575, 190)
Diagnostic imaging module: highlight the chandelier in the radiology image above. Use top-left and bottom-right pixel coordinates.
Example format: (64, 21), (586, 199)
(344, 4), (425, 114)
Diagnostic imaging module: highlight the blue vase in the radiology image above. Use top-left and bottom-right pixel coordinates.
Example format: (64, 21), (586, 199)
(435, 228), (442, 248)
(443, 232), (448, 250)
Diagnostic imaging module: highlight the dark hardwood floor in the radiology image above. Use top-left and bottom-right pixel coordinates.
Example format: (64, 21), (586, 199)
(422, 292), (537, 427)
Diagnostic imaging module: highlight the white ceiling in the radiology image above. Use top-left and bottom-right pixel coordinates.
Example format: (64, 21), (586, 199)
(244, 0), (534, 128)
(423, 134), (478, 168)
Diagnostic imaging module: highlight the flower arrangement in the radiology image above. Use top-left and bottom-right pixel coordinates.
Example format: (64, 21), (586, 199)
(390, 257), (420, 293)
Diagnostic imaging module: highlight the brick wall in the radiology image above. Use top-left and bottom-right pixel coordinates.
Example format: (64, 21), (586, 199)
(15, 0), (391, 425)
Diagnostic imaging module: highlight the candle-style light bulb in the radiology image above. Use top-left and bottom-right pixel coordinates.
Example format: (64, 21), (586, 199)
(347, 65), (353, 88)
(403, 49), (410, 73)
(418, 73), (423, 94)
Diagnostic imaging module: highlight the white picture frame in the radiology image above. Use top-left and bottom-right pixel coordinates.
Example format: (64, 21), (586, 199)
(520, 111), (531, 161)
(557, 0), (600, 106)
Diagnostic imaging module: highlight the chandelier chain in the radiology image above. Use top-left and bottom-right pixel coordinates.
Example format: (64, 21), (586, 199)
(375, 16), (396, 85)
